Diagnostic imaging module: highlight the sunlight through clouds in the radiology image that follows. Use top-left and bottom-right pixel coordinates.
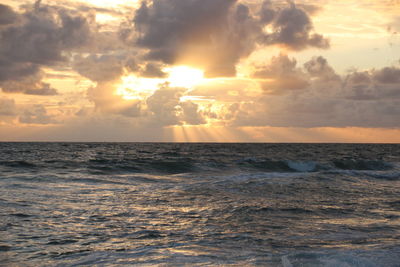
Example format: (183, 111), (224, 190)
(0, 0), (399, 142)
(115, 76), (162, 100)
(115, 66), (205, 100)
(77, 0), (139, 8)
(165, 66), (205, 88)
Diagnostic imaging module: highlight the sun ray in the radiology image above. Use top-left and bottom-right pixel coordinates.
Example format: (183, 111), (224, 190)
(115, 66), (206, 101)
(164, 66), (205, 88)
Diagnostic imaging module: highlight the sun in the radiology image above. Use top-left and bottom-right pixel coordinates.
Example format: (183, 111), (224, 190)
(115, 66), (205, 100)
(165, 66), (205, 88)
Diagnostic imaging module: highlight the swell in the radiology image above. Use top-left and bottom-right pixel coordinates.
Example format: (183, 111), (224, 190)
(0, 160), (38, 168)
(0, 158), (396, 175)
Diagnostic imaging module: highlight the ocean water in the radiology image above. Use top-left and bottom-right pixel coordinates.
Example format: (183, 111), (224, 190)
(0, 143), (399, 267)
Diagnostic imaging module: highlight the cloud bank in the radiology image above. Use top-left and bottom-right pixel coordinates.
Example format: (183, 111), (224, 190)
(225, 55), (400, 128)
(124, 0), (329, 77)
(0, 0), (398, 142)
(0, 1), (92, 95)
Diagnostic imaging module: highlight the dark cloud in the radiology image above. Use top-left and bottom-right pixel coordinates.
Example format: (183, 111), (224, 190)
(129, 0), (252, 77)
(345, 71), (371, 85)
(85, 31), (129, 54)
(1, 73), (58, 95)
(25, 83), (58, 96)
(0, 4), (18, 25)
(259, 0), (276, 24)
(73, 54), (126, 82)
(252, 55), (340, 95)
(373, 67), (400, 84)
(232, 95), (400, 128)
(253, 54), (309, 93)
(304, 56), (340, 82)
(253, 53), (298, 78)
(232, 56), (400, 128)
(0, 4), (90, 66)
(0, 1), (92, 94)
(341, 67), (400, 101)
(263, 2), (329, 50)
(0, 60), (39, 82)
(140, 62), (167, 78)
(342, 71), (375, 100)
(127, 0), (328, 77)
(132, 0), (235, 54)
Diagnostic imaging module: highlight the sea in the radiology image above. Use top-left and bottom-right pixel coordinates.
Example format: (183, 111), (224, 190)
(0, 143), (399, 266)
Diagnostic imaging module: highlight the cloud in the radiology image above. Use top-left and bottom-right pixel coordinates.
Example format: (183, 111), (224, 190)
(146, 85), (184, 126)
(126, 0), (328, 77)
(87, 81), (135, 116)
(342, 67), (400, 101)
(228, 56), (400, 128)
(129, 0), (253, 77)
(118, 101), (142, 117)
(342, 71), (375, 100)
(72, 54), (126, 82)
(252, 55), (341, 95)
(389, 16), (400, 32)
(189, 78), (260, 102)
(0, 1), (92, 94)
(180, 101), (206, 125)
(253, 54), (309, 93)
(0, 61), (39, 83)
(231, 95), (400, 128)
(1, 73), (58, 95)
(87, 80), (206, 126)
(262, 2), (329, 50)
(0, 98), (61, 125)
(0, 98), (17, 116)
(304, 56), (340, 82)
(25, 84), (58, 96)
(259, 0), (276, 24)
(0, 4), (18, 25)
(1, 3), (91, 67)
(139, 63), (167, 78)
(145, 84), (206, 126)
(72, 54), (167, 83)
(19, 104), (58, 125)
(373, 67), (400, 84)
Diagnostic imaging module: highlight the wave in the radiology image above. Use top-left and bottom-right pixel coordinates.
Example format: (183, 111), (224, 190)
(0, 157), (396, 175)
(332, 159), (392, 171)
(0, 160), (38, 168)
(280, 249), (400, 267)
(234, 158), (394, 173)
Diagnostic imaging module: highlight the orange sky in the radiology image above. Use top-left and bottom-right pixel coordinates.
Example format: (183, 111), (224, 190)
(0, 0), (399, 142)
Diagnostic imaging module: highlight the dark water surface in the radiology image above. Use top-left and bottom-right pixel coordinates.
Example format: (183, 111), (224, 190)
(0, 143), (399, 266)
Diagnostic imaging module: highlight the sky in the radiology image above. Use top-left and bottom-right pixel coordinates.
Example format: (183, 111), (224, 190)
(0, 0), (399, 142)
